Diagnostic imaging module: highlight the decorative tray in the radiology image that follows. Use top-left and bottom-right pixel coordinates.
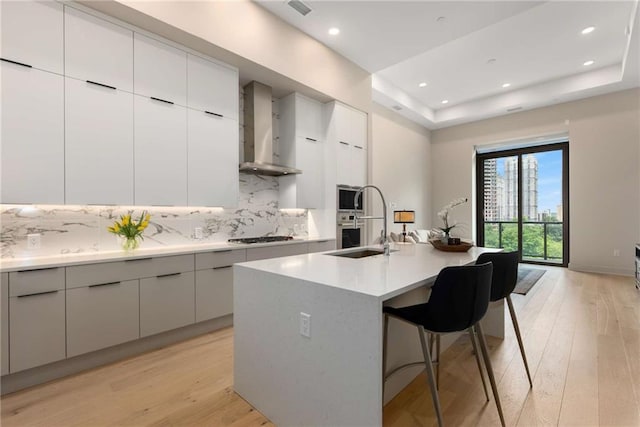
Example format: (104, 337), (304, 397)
(429, 239), (474, 252)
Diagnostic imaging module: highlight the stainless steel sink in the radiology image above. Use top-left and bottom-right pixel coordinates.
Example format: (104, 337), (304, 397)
(326, 248), (395, 259)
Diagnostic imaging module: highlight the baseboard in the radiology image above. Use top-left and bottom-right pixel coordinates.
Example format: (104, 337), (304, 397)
(1, 315), (233, 395)
(568, 263), (634, 277)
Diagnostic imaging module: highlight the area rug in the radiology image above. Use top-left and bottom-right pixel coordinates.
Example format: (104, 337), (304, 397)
(514, 267), (546, 295)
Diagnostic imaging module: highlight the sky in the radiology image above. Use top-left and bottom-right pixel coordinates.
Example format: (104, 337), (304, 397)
(495, 150), (563, 214)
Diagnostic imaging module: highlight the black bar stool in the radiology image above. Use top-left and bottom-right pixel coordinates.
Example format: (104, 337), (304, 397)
(477, 251), (533, 387)
(382, 262), (505, 427)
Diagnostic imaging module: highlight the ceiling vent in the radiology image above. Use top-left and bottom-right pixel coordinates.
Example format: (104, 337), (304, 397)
(507, 106), (523, 112)
(392, 105), (403, 111)
(287, 0), (312, 16)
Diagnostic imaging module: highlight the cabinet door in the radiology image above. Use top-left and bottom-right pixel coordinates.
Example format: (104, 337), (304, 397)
(1, 273), (8, 375)
(334, 103), (351, 145)
(352, 145), (367, 188)
(297, 137), (324, 208)
(187, 110), (239, 207)
(65, 77), (134, 205)
(296, 95), (322, 141)
(1, 0), (63, 74)
(350, 109), (368, 150)
(1, 63), (64, 204)
(140, 272), (195, 337)
(66, 280), (139, 357)
(65, 6), (133, 91)
(10, 290), (65, 372)
(336, 141), (351, 186)
(187, 54), (238, 121)
(195, 267), (233, 322)
(134, 33), (187, 106)
(308, 240), (336, 253)
(134, 95), (187, 206)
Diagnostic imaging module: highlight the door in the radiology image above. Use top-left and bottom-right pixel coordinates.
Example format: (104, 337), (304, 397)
(477, 142), (569, 266)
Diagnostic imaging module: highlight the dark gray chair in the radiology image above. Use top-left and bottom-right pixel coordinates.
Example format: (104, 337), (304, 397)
(477, 251), (533, 387)
(382, 262), (505, 427)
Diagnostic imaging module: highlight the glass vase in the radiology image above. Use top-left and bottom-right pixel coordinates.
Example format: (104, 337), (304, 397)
(120, 236), (140, 252)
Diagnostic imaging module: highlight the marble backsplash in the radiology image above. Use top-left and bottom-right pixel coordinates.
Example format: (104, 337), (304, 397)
(0, 174), (308, 259)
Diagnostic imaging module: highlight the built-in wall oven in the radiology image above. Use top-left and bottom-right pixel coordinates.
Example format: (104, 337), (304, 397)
(337, 185), (364, 249)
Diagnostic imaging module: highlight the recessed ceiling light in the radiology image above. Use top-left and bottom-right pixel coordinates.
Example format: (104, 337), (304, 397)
(418, 82), (427, 88)
(328, 27), (340, 36)
(487, 58), (497, 64)
(436, 16), (446, 23)
(581, 26), (595, 35)
(583, 60), (594, 66)
(441, 100), (449, 104)
(502, 83), (511, 88)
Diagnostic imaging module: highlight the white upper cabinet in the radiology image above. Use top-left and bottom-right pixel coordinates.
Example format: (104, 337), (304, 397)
(134, 33), (187, 106)
(334, 103), (352, 146)
(330, 102), (368, 187)
(188, 110), (239, 207)
(1, 63), (64, 204)
(187, 54), (239, 121)
(295, 95), (323, 141)
(134, 95), (188, 206)
(65, 6), (133, 91)
(1, 0), (63, 74)
(351, 109), (368, 150)
(65, 77), (134, 205)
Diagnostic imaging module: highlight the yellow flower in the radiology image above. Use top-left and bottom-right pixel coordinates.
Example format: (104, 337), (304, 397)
(145, 213), (151, 222)
(141, 220), (149, 228)
(113, 223), (120, 233)
(137, 225), (145, 231)
(108, 226), (115, 233)
(122, 215), (130, 226)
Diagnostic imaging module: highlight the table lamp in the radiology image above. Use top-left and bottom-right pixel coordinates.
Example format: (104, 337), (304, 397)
(393, 210), (415, 243)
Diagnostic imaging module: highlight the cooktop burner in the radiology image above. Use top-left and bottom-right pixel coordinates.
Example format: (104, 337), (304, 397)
(228, 236), (294, 244)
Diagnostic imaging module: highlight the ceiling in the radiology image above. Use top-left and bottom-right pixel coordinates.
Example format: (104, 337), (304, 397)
(257, 0), (640, 129)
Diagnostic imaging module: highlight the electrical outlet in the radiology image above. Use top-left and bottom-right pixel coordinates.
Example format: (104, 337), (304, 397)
(613, 249), (620, 257)
(27, 233), (41, 249)
(300, 312), (311, 338)
(194, 227), (203, 239)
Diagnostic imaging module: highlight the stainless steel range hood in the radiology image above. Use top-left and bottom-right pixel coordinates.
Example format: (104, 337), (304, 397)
(240, 81), (301, 176)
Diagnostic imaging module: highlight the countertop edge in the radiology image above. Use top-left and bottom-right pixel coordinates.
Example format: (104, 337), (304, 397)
(0, 237), (336, 272)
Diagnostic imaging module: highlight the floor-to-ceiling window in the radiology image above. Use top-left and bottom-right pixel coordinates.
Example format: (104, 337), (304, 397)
(476, 142), (569, 267)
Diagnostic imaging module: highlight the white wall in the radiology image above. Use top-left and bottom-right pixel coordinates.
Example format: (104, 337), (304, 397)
(431, 88), (640, 276)
(370, 103), (431, 242)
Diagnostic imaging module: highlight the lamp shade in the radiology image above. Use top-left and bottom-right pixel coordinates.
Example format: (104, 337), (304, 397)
(393, 210), (415, 224)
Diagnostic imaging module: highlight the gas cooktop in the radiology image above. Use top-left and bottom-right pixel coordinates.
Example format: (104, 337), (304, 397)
(228, 236), (294, 244)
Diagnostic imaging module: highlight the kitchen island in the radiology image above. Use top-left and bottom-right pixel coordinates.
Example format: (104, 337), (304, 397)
(233, 243), (503, 426)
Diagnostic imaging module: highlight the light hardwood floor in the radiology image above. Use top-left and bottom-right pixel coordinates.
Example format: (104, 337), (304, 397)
(1, 267), (638, 426)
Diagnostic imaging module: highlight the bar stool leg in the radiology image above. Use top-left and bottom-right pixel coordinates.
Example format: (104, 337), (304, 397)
(382, 313), (390, 407)
(474, 322), (505, 427)
(435, 334), (441, 389)
(468, 327), (490, 402)
(507, 295), (533, 388)
(418, 326), (444, 427)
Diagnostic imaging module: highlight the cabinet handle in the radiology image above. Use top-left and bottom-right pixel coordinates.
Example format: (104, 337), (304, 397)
(205, 111), (224, 118)
(1, 58), (32, 68)
(305, 137), (317, 142)
(16, 267), (58, 273)
(17, 290), (58, 298)
(213, 265), (232, 270)
(316, 240), (330, 243)
(216, 250), (233, 253)
(339, 141), (349, 145)
(157, 272), (181, 279)
(86, 80), (116, 90)
(150, 96), (174, 105)
(89, 281), (120, 289)
(125, 257), (153, 262)
(354, 145), (364, 149)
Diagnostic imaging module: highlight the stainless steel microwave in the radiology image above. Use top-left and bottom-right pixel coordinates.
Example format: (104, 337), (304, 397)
(337, 185), (364, 212)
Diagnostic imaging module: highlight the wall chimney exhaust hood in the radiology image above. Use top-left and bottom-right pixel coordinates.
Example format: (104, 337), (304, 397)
(240, 81), (302, 176)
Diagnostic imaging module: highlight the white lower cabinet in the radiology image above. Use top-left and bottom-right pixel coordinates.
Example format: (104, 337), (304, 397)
(1, 273), (8, 375)
(308, 240), (336, 253)
(195, 267), (233, 322)
(66, 280), (139, 358)
(9, 290), (65, 372)
(140, 272), (195, 337)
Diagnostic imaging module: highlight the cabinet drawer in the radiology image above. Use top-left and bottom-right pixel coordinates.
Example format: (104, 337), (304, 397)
(66, 280), (139, 357)
(246, 243), (309, 261)
(195, 249), (246, 270)
(10, 290), (66, 372)
(195, 267), (233, 322)
(9, 267), (65, 297)
(308, 240), (336, 253)
(66, 254), (193, 289)
(140, 271), (195, 337)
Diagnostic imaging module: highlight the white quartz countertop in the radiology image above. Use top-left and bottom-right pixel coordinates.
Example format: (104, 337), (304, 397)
(235, 243), (501, 301)
(0, 237), (335, 272)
